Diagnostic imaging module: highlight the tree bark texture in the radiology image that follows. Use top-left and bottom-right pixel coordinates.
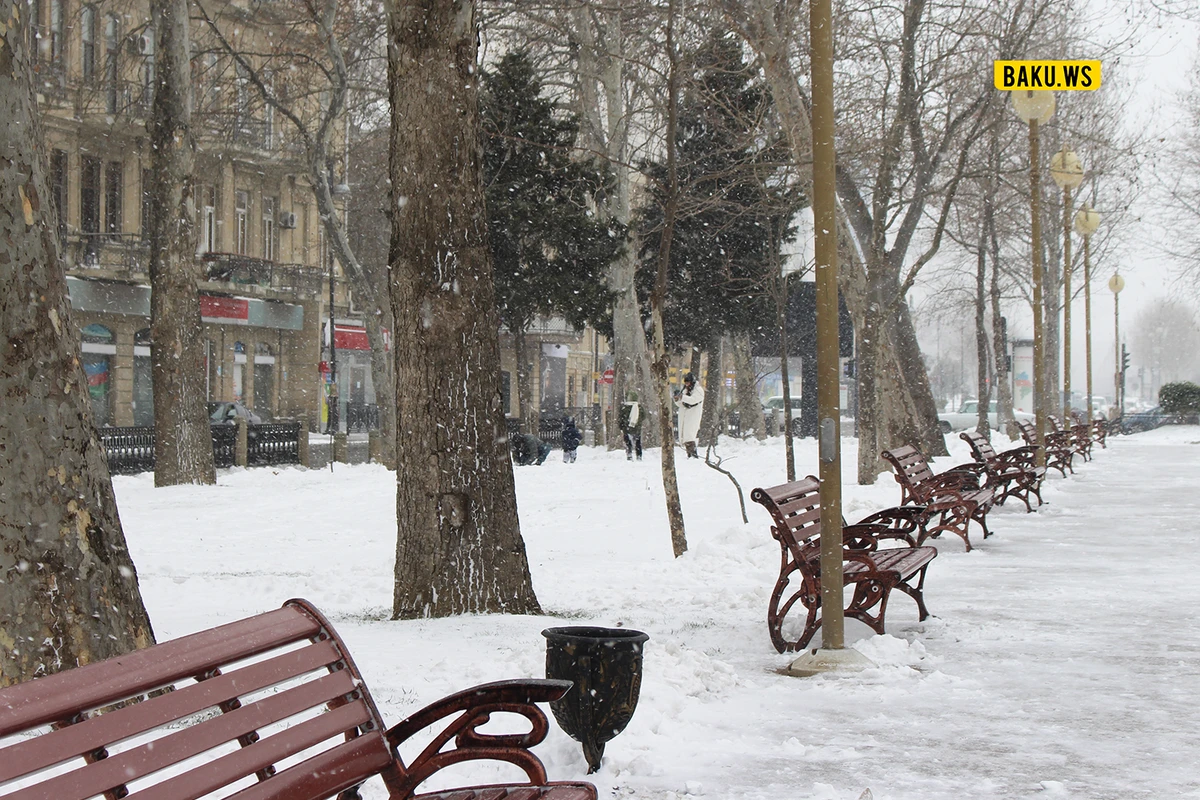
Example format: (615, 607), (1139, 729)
(0, 3), (155, 685)
(147, 0), (216, 487)
(387, 0), (539, 617)
(732, 332), (766, 440)
(698, 335), (722, 448)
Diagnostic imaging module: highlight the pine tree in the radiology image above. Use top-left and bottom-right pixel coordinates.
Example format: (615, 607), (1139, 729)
(637, 34), (799, 351)
(481, 51), (621, 429)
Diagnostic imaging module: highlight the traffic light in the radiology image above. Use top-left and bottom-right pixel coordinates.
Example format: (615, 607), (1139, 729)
(1121, 344), (1130, 375)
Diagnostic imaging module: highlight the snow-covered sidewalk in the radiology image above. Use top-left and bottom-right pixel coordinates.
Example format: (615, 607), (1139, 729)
(114, 426), (1200, 800)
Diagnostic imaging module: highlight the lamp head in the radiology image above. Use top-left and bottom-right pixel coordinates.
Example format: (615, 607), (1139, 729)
(1108, 273), (1125, 294)
(1011, 90), (1055, 124)
(1074, 205), (1101, 236)
(1050, 148), (1084, 190)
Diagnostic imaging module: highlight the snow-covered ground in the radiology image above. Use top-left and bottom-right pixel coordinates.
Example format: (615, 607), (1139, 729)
(113, 426), (1200, 800)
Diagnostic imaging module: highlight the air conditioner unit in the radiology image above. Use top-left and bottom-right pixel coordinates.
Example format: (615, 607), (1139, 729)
(278, 211), (297, 229)
(129, 33), (152, 56)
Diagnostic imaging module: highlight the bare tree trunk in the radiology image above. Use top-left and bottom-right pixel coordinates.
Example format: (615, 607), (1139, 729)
(513, 326), (537, 434)
(974, 217), (992, 437)
(569, 5), (657, 448)
(147, 0), (216, 487)
(651, 0), (687, 558)
(1, 3), (155, 685)
(732, 331), (766, 440)
(699, 334), (723, 447)
(387, 0), (539, 617)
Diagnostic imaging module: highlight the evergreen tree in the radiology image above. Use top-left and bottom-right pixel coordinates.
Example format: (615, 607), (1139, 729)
(481, 51), (621, 426)
(636, 34), (799, 351)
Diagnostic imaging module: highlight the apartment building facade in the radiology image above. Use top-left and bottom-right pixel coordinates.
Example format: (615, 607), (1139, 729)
(30, 0), (366, 431)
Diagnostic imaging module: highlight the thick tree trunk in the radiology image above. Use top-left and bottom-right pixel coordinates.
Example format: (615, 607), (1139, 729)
(147, 0), (215, 487)
(1, 4), (155, 685)
(387, 0), (539, 617)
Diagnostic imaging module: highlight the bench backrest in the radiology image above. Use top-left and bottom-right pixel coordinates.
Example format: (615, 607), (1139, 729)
(959, 430), (997, 464)
(1015, 419), (1036, 445)
(750, 476), (824, 563)
(880, 445), (935, 504)
(0, 599), (402, 800)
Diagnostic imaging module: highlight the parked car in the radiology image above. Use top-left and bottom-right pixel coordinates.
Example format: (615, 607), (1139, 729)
(1119, 405), (1181, 434)
(937, 400), (1034, 433)
(764, 395), (804, 436)
(208, 401), (264, 426)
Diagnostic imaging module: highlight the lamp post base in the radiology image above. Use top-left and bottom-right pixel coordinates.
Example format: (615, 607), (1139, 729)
(784, 646), (876, 677)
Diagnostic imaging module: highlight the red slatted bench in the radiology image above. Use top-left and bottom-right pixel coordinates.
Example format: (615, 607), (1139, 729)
(0, 599), (595, 800)
(959, 430), (1045, 512)
(1016, 419), (1075, 477)
(1049, 414), (1092, 462)
(881, 445), (995, 551)
(751, 476), (937, 653)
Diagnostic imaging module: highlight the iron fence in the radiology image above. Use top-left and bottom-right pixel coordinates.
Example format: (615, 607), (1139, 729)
(100, 423), (300, 474)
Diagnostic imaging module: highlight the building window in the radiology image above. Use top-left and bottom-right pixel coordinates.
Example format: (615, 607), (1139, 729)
(262, 196), (276, 261)
(105, 162), (123, 239)
(81, 156), (102, 246)
(235, 191), (249, 255)
(199, 185), (217, 254)
(50, 150), (68, 242)
(81, 5), (97, 81)
(105, 15), (120, 114)
(49, 0), (64, 67)
(140, 27), (156, 111)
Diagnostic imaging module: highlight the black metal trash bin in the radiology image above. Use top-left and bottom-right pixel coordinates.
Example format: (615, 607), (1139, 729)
(541, 626), (649, 773)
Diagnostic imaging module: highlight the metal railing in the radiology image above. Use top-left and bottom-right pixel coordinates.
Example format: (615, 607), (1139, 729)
(201, 253), (325, 294)
(100, 422), (301, 475)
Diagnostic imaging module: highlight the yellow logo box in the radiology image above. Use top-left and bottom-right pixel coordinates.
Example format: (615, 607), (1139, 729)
(994, 60), (1101, 91)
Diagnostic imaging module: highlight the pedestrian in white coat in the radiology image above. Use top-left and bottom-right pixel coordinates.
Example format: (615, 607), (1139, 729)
(675, 372), (704, 458)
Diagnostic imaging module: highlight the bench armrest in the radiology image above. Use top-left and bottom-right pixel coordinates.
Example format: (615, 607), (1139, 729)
(384, 678), (571, 797)
(850, 505), (926, 547)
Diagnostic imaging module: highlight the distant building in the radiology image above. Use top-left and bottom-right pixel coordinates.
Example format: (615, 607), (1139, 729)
(32, 0), (361, 431)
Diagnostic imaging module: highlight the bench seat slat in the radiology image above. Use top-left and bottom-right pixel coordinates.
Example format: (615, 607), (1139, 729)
(220, 733), (395, 800)
(420, 788), (597, 800)
(0, 607), (320, 737)
(0, 639), (344, 784)
(10, 670), (362, 800)
(128, 701), (379, 800)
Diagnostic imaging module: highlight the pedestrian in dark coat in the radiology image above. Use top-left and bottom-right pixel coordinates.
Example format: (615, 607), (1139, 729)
(561, 418), (582, 463)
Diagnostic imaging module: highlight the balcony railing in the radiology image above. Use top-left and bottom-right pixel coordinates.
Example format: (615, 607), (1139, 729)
(201, 252), (325, 294)
(63, 237), (324, 295)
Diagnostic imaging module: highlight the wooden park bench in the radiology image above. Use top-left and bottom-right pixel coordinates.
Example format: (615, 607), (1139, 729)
(1015, 419), (1075, 477)
(0, 598), (596, 800)
(881, 445), (995, 551)
(1070, 409), (1109, 449)
(959, 430), (1045, 512)
(1049, 414), (1092, 462)
(751, 476), (937, 654)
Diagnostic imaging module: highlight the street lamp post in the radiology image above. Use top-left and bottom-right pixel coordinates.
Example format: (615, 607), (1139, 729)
(1109, 272), (1125, 418)
(1011, 90), (1055, 468)
(1074, 205), (1100, 424)
(1050, 148), (1083, 419)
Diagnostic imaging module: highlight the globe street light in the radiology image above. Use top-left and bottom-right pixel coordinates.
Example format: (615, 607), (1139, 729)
(1074, 205), (1101, 424)
(1109, 272), (1125, 418)
(1012, 90), (1055, 468)
(1050, 148), (1084, 420)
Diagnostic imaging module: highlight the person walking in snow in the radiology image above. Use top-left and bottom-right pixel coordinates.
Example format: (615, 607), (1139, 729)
(674, 372), (704, 459)
(561, 418), (582, 463)
(619, 392), (643, 461)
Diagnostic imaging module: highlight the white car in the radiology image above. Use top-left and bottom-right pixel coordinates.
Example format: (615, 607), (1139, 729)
(937, 400), (1034, 433)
